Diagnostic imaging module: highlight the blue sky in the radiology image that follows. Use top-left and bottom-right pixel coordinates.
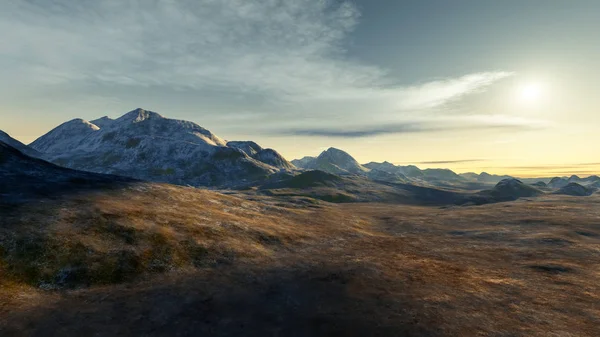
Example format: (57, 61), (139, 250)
(1, 0), (599, 175)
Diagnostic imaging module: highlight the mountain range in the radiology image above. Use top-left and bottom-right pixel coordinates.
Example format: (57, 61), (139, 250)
(2, 107), (599, 195)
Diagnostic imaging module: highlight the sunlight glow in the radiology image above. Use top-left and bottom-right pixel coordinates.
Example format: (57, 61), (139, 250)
(518, 82), (544, 103)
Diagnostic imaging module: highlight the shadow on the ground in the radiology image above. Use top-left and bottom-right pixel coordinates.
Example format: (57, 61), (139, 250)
(0, 263), (436, 337)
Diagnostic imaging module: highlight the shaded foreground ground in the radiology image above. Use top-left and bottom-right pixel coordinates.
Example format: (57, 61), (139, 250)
(1, 184), (599, 336)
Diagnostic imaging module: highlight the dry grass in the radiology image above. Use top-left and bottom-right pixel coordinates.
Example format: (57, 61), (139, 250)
(1, 184), (599, 336)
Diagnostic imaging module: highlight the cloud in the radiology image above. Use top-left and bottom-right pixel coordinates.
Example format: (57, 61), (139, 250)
(0, 0), (511, 115)
(275, 115), (549, 138)
(416, 160), (486, 165)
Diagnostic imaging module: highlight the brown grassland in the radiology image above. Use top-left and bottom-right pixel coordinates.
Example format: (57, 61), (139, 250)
(1, 182), (599, 336)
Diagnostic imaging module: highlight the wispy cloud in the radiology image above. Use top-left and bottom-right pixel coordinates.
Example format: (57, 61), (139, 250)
(416, 159), (486, 165)
(275, 115), (549, 138)
(0, 0), (511, 119)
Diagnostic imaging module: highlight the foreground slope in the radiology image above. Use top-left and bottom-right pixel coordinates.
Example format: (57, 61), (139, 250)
(0, 140), (131, 202)
(30, 108), (292, 187)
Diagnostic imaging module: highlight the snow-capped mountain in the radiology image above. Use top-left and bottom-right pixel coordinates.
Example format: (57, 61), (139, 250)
(0, 130), (41, 158)
(29, 108), (294, 187)
(293, 148), (369, 175)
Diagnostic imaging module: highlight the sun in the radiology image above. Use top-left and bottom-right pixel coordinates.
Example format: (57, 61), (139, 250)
(518, 82), (544, 103)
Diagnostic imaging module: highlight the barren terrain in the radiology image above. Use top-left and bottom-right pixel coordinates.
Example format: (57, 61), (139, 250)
(1, 181), (599, 336)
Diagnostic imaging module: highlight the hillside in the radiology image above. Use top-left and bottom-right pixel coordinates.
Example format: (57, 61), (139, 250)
(0, 130), (41, 158)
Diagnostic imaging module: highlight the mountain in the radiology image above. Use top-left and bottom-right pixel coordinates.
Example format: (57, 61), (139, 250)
(548, 177), (569, 189)
(30, 118), (101, 153)
(554, 183), (595, 196)
(29, 108), (292, 187)
(364, 162), (424, 178)
(459, 172), (480, 180)
(484, 178), (543, 201)
(460, 172), (513, 184)
(422, 168), (464, 181)
(227, 141), (263, 156)
(0, 130), (41, 158)
(291, 156), (317, 168)
(293, 148), (369, 175)
(531, 181), (548, 188)
(228, 141), (295, 170)
(568, 175), (600, 184)
(366, 168), (408, 182)
(363, 161), (400, 173)
(90, 116), (115, 128)
(253, 149), (296, 170)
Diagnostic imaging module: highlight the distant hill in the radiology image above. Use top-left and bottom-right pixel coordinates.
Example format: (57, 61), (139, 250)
(554, 183), (595, 196)
(482, 179), (543, 201)
(292, 148), (369, 175)
(531, 181), (548, 188)
(548, 177), (569, 189)
(29, 108), (294, 187)
(460, 172), (513, 184)
(422, 168), (464, 181)
(364, 162), (424, 178)
(568, 175), (600, 184)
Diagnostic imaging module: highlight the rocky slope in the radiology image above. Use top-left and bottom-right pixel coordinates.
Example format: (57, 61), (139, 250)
(29, 108), (293, 187)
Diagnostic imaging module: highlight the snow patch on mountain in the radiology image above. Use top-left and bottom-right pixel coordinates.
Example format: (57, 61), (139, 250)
(30, 118), (100, 154)
(227, 141), (264, 156)
(90, 116), (115, 128)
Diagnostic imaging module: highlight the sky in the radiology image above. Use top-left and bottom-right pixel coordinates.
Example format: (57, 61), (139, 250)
(1, 0), (599, 177)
